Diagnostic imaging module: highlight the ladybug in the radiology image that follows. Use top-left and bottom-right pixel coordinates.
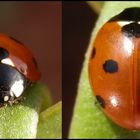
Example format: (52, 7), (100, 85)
(88, 7), (140, 130)
(0, 33), (41, 106)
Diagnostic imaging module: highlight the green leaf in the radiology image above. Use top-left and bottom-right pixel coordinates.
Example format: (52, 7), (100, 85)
(69, 2), (140, 139)
(0, 83), (52, 139)
(37, 101), (62, 139)
(87, 1), (104, 14)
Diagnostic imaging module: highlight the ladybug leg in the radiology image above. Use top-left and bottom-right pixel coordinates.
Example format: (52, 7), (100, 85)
(7, 96), (26, 106)
(13, 96), (26, 104)
(0, 102), (8, 108)
(16, 96), (26, 103)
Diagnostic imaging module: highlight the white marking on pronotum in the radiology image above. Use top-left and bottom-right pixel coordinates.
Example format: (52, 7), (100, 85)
(1, 58), (15, 67)
(117, 21), (133, 26)
(4, 96), (9, 101)
(10, 80), (24, 97)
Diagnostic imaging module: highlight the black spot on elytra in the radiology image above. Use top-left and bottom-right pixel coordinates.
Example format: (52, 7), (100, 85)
(9, 36), (24, 45)
(103, 59), (118, 73)
(121, 22), (140, 38)
(90, 48), (96, 59)
(109, 7), (140, 22)
(32, 57), (38, 69)
(96, 95), (106, 108)
(0, 47), (9, 60)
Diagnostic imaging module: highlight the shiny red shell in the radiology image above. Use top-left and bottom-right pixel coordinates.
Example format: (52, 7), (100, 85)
(0, 33), (41, 82)
(88, 8), (140, 130)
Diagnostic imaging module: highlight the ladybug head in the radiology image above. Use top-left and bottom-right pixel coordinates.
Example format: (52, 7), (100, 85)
(0, 63), (27, 104)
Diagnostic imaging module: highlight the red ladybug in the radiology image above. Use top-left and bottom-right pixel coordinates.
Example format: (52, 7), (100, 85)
(88, 7), (140, 130)
(0, 33), (41, 106)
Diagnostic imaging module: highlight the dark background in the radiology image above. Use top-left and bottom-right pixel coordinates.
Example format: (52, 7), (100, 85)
(0, 1), (61, 103)
(63, 1), (98, 138)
